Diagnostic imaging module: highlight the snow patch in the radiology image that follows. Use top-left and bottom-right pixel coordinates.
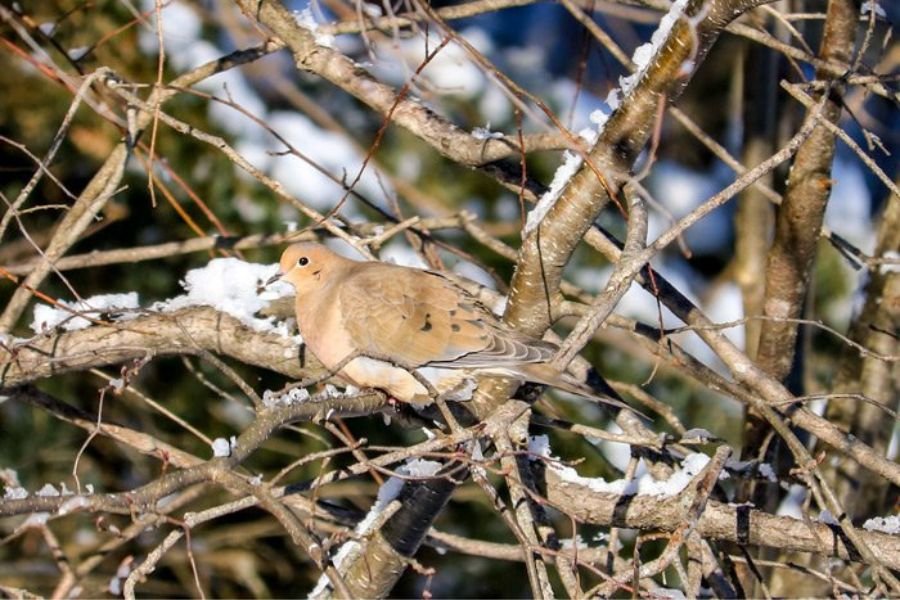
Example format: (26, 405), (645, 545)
(880, 250), (900, 275)
(154, 258), (297, 337)
(523, 128), (600, 236)
(262, 387), (311, 408)
(59, 496), (90, 515)
(211, 436), (236, 458)
(681, 428), (715, 441)
(530, 435), (711, 497)
(471, 124), (504, 140)
(620, 0), (689, 96)
(861, 1), (886, 18)
(31, 293), (140, 334)
(36, 483), (60, 497)
(293, 8), (336, 48)
(818, 509), (839, 525)
(758, 463), (777, 482)
(863, 515), (900, 534)
(4, 486), (28, 500)
(310, 458), (443, 596)
(522, 150), (584, 238)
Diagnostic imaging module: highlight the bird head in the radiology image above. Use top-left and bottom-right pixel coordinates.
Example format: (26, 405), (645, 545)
(267, 243), (342, 291)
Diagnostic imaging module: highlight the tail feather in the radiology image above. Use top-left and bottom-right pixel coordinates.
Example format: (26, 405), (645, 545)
(518, 363), (646, 417)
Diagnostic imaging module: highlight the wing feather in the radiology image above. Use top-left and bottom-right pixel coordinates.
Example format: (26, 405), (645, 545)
(338, 264), (557, 369)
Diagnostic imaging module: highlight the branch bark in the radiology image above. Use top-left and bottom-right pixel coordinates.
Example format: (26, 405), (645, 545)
(0, 307), (321, 387)
(543, 465), (900, 570)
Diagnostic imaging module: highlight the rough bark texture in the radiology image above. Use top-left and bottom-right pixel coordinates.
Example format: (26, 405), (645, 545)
(742, 0), (857, 506)
(0, 307), (320, 387)
(544, 469), (900, 569)
(755, 0), (856, 380)
(505, 0), (750, 342)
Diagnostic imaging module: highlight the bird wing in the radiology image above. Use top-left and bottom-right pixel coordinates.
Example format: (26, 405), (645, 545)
(338, 263), (557, 369)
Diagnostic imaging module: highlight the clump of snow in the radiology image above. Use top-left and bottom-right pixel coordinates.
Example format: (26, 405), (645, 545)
(620, 0), (690, 95)
(522, 150), (584, 237)
(589, 88), (620, 132)
(211, 436), (236, 458)
(654, 589), (687, 600)
(36, 483), (60, 497)
(293, 7), (336, 47)
(403, 459), (442, 478)
(682, 428), (715, 441)
(310, 457), (443, 597)
(595, 0), (690, 132)
(758, 463), (777, 482)
(4, 486), (28, 500)
(863, 515), (900, 534)
(528, 434), (552, 458)
(154, 258), (296, 337)
(58, 496), (90, 515)
(262, 387), (311, 408)
(471, 124), (504, 140)
(861, 1), (886, 18)
(530, 435), (712, 497)
(355, 458), (441, 533)
(881, 251), (900, 275)
(31, 293), (140, 334)
(523, 128), (599, 236)
(361, 2), (382, 16)
(597, 422), (634, 473)
(818, 510), (839, 525)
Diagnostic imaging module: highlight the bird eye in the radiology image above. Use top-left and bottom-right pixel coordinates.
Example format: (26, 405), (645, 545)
(297, 256), (309, 267)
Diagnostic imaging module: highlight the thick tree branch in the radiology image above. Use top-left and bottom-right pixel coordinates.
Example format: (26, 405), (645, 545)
(0, 307), (322, 387)
(543, 466), (900, 570)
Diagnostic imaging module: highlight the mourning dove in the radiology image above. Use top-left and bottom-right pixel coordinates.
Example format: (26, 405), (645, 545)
(268, 242), (631, 410)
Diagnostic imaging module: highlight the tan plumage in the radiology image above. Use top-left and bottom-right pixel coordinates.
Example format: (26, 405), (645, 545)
(271, 242), (631, 410)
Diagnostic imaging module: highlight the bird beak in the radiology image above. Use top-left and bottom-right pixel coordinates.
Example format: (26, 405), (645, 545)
(265, 271), (283, 286)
